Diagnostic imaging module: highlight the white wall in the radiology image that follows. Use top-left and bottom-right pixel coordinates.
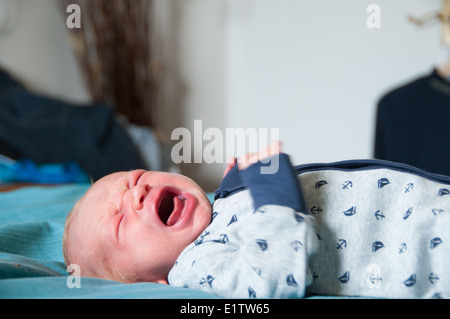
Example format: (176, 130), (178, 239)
(222, 0), (445, 167)
(0, 0), (88, 103)
(0, 0), (447, 191)
(172, 0), (446, 190)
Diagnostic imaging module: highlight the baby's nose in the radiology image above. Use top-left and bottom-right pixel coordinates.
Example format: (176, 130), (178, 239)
(130, 184), (151, 210)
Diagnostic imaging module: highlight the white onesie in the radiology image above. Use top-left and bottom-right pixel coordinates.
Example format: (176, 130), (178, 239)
(168, 155), (450, 299)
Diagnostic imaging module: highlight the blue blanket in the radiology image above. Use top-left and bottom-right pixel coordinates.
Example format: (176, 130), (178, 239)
(0, 184), (218, 299)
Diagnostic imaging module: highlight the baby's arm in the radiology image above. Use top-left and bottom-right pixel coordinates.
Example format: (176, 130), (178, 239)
(233, 148), (316, 298)
(169, 201), (317, 298)
(238, 141), (306, 213)
(169, 144), (318, 298)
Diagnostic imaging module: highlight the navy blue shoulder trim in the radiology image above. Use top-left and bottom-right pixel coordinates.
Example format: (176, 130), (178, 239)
(214, 158), (450, 201)
(239, 153), (305, 212)
(294, 159), (450, 185)
(214, 164), (245, 200)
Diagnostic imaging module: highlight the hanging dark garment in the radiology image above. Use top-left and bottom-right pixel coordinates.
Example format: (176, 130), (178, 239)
(0, 68), (146, 181)
(374, 69), (450, 177)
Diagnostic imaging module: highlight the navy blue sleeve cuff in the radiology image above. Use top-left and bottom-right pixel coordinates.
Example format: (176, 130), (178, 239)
(239, 153), (306, 212)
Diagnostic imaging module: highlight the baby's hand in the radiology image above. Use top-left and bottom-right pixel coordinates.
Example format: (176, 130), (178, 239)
(237, 140), (282, 171)
(222, 156), (237, 178)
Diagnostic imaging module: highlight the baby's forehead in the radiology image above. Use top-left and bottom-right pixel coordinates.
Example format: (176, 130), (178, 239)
(79, 171), (132, 212)
(96, 171), (128, 185)
(83, 172), (127, 199)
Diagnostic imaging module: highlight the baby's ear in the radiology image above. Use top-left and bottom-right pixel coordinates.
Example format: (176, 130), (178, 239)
(155, 278), (169, 285)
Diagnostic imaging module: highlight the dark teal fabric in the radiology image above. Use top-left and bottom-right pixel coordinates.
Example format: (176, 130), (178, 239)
(0, 184), (217, 299)
(3, 277), (216, 299)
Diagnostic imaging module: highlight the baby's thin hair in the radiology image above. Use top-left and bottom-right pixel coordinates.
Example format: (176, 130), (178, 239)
(62, 200), (79, 268)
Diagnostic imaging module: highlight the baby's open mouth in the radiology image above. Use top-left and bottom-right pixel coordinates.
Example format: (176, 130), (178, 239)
(157, 192), (186, 226)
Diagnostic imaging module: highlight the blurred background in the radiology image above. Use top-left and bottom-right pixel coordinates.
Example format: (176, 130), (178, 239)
(0, 0), (448, 192)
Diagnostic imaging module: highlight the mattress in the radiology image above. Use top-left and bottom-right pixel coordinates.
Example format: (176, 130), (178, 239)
(0, 183), (218, 299)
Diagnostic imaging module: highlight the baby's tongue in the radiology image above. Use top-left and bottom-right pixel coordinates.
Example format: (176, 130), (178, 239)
(166, 197), (184, 226)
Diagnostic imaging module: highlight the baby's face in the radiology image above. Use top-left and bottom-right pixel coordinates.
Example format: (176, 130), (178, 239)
(69, 170), (212, 283)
